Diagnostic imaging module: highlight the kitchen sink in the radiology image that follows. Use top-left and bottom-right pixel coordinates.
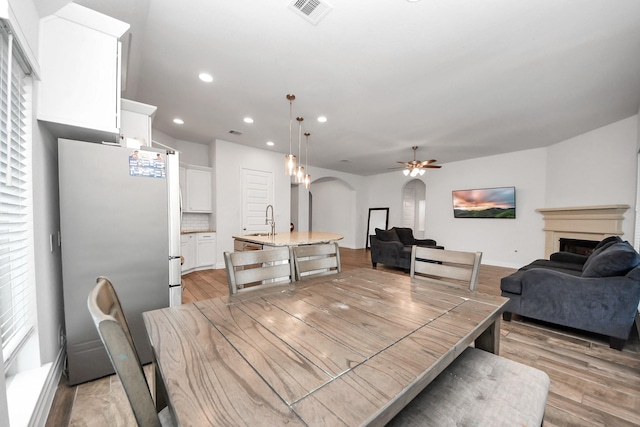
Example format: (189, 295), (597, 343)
(246, 233), (277, 237)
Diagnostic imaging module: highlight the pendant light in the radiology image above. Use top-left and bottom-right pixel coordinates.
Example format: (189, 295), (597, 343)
(295, 117), (305, 183)
(304, 132), (311, 189)
(285, 94), (296, 176)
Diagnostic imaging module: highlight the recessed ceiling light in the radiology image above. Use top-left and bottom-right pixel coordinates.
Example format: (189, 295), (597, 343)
(243, 117), (254, 124)
(266, 141), (275, 146)
(198, 73), (214, 83)
(173, 118), (184, 125)
(406, 0), (421, 2)
(317, 116), (327, 123)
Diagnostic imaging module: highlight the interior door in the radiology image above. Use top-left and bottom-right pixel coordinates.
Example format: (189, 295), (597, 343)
(241, 169), (273, 234)
(402, 186), (415, 228)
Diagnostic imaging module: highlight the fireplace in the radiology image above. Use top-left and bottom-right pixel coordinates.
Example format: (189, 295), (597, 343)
(537, 205), (629, 258)
(558, 238), (599, 256)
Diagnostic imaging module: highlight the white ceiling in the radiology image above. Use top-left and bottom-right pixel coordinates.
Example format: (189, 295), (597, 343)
(33, 0), (640, 176)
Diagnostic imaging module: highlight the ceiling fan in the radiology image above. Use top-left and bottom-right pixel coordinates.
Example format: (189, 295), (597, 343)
(392, 146), (441, 176)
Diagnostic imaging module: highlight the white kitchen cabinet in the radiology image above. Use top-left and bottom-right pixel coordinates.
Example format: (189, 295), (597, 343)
(196, 233), (216, 268)
(120, 99), (157, 147)
(38, 4), (130, 141)
(181, 234), (196, 273)
(181, 165), (212, 213)
(181, 232), (216, 274)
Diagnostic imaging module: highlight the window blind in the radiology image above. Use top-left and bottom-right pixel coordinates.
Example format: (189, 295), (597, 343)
(0, 26), (36, 370)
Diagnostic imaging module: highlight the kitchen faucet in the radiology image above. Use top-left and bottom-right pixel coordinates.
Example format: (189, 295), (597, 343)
(265, 204), (275, 237)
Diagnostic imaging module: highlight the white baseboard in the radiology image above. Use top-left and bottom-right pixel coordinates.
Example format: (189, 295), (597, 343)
(28, 348), (65, 427)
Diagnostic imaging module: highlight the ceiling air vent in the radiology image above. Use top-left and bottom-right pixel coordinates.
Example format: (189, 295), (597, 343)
(288, 0), (333, 25)
(229, 130), (243, 136)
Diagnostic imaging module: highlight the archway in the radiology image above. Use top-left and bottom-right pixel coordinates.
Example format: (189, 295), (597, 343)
(309, 177), (357, 248)
(401, 179), (427, 239)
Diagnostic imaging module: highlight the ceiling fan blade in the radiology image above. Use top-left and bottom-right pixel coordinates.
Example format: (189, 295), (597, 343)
(393, 147), (443, 170)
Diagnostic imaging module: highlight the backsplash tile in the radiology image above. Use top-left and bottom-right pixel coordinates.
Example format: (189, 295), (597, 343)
(182, 213), (210, 231)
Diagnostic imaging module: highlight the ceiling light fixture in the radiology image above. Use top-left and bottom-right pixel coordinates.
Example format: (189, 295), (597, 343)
(304, 132), (311, 189)
(397, 146), (441, 176)
(295, 117), (305, 183)
(243, 117), (254, 124)
(285, 94), (297, 176)
(198, 72), (213, 83)
(317, 116), (327, 123)
(173, 118), (184, 125)
(266, 141), (274, 146)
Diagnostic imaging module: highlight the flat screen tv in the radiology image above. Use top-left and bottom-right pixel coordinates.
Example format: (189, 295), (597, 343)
(452, 187), (516, 219)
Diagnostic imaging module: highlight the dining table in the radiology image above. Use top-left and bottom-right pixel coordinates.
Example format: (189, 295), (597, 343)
(143, 267), (509, 426)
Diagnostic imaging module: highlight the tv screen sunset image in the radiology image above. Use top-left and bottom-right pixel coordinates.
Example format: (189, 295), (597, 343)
(453, 187), (516, 218)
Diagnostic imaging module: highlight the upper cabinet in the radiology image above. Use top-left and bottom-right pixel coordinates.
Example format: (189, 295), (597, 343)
(120, 99), (157, 148)
(181, 165), (212, 213)
(37, 4), (129, 142)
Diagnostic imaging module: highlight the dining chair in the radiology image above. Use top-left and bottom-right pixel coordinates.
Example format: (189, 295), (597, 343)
(87, 277), (174, 427)
(410, 246), (482, 291)
(224, 246), (295, 294)
(292, 242), (341, 280)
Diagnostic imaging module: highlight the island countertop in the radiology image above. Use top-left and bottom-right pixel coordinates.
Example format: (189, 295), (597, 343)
(232, 231), (343, 246)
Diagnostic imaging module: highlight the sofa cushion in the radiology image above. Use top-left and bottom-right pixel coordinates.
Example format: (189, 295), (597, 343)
(375, 228), (401, 242)
(393, 227), (415, 246)
(593, 235), (623, 251)
(525, 260), (583, 276)
(582, 241), (640, 278)
(501, 270), (526, 295)
(548, 252), (588, 267)
(582, 236), (623, 273)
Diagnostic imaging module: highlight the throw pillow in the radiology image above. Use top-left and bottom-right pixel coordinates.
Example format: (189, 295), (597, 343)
(582, 241), (640, 278)
(593, 235), (623, 251)
(375, 228), (400, 242)
(582, 236), (623, 273)
(393, 227), (415, 246)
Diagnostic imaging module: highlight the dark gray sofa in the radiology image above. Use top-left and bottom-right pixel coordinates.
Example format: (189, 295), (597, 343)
(500, 236), (640, 350)
(369, 227), (440, 270)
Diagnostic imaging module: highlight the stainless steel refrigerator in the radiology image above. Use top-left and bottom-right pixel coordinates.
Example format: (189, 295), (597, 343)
(58, 138), (182, 385)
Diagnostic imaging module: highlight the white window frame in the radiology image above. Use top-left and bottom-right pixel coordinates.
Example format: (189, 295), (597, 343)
(0, 23), (37, 375)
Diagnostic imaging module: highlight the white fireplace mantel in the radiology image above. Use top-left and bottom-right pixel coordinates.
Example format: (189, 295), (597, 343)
(537, 204), (630, 258)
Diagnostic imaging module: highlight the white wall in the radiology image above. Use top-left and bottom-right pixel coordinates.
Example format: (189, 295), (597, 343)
(214, 139), (291, 266)
(33, 122), (64, 363)
(367, 148), (547, 268)
(310, 178), (357, 248)
(303, 166), (368, 249)
(365, 117), (638, 267)
(545, 115), (637, 239)
(290, 184), (299, 230)
(153, 129), (210, 167)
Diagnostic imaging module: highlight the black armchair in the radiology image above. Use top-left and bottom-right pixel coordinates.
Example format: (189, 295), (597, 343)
(370, 227), (440, 270)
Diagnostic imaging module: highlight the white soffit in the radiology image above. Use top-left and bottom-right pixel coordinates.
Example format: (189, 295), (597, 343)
(288, 0), (333, 25)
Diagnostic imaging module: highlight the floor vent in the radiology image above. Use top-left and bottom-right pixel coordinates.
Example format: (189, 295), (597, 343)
(288, 0), (333, 25)
(229, 130), (243, 136)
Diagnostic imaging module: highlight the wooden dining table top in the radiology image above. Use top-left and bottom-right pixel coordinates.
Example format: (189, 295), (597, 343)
(143, 267), (509, 426)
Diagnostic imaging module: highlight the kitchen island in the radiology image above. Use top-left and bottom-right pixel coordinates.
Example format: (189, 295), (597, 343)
(233, 231), (343, 250)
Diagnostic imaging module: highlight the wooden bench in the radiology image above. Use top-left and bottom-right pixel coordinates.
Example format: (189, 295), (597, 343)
(387, 347), (550, 427)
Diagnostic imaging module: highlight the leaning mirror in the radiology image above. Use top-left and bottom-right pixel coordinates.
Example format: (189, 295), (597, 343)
(366, 207), (389, 249)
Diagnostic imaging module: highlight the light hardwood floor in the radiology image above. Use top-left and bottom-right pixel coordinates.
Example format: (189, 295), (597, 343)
(45, 248), (640, 426)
